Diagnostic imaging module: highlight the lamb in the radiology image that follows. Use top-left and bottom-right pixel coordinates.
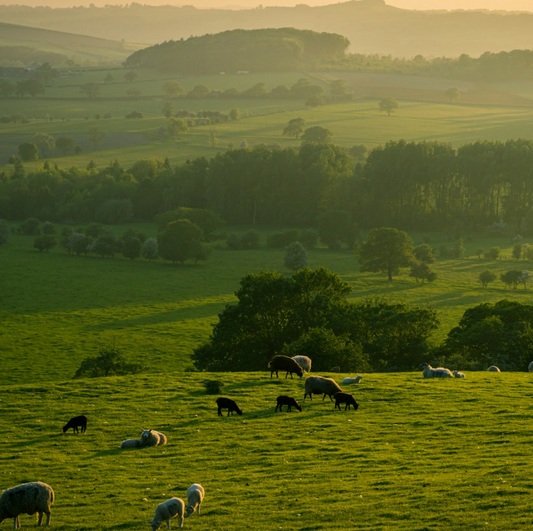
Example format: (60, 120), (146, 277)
(333, 392), (359, 411)
(62, 415), (87, 434)
(268, 355), (303, 379)
(185, 484), (204, 518)
(487, 365), (501, 372)
(453, 371), (465, 378)
(120, 438), (141, 449)
(341, 376), (363, 385)
(148, 497), (184, 531)
(291, 355), (312, 373)
(303, 376), (343, 402)
(529, 361), (533, 372)
(216, 397), (242, 416)
(140, 429), (167, 447)
(275, 395), (302, 413)
(0, 481), (54, 529)
(420, 363), (453, 378)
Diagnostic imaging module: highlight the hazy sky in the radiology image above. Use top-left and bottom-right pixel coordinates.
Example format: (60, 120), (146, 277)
(3, 0), (533, 9)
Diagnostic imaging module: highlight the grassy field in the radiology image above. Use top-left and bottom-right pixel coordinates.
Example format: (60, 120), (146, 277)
(1, 369), (533, 531)
(2, 225), (532, 387)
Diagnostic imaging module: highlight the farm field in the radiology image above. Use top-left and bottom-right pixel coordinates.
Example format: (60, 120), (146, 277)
(4, 69), (533, 167)
(1, 370), (533, 531)
(2, 226), (532, 387)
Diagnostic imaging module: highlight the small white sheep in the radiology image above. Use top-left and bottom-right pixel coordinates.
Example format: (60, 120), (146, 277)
(185, 484), (205, 518)
(453, 371), (465, 378)
(148, 498), (184, 531)
(0, 481), (54, 529)
(487, 365), (501, 372)
(140, 430), (167, 447)
(529, 361), (533, 372)
(341, 375), (363, 385)
(291, 355), (312, 373)
(420, 363), (453, 378)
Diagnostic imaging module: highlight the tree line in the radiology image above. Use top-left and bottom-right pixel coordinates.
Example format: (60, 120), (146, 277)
(4, 139), (533, 235)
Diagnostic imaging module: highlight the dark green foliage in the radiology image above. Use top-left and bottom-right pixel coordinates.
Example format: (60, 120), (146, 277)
(203, 379), (224, 394)
(85, 223), (106, 239)
(40, 221), (56, 235)
(34, 234), (56, 252)
(409, 260), (437, 283)
(512, 242), (523, 260)
(318, 210), (359, 250)
(357, 227), (414, 281)
(18, 142), (39, 161)
(284, 241), (308, 271)
(266, 230), (300, 248)
(55, 136), (76, 155)
(20, 217), (41, 236)
(125, 110), (143, 119)
(282, 327), (369, 372)
(283, 117), (305, 139)
(413, 243), (436, 264)
(484, 247), (501, 260)
(89, 233), (117, 258)
(140, 238), (158, 261)
(301, 126), (332, 144)
(298, 229), (319, 249)
(379, 97), (399, 116)
(95, 199), (133, 224)
(0, 220), (9, 245)
(154, 207), (225, 236)
(240, 230), (260, 250)
(500, 270), (526, 289)
(479, 270), (497, 288)
(158, 219), (204, 264)
(68, 232), (90, 256)
(125, 28), (349, 73)
(441, 300), (533, 371)
(16, 79), (44, 98)
(122, 237), (142, 260)
(74, 346), (144, 378)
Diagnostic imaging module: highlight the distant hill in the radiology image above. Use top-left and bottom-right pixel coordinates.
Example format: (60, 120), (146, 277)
(0, 21), (143, 65)
(125, 28), (349, 73)
(2, 1), (533, 57)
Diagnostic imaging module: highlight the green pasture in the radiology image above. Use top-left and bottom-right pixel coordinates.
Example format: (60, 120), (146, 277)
(1, 370), (533, 531)
(2, 226), (533, 387)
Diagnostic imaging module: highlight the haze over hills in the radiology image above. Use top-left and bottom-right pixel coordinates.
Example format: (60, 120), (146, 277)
(2, 0), (533, 57)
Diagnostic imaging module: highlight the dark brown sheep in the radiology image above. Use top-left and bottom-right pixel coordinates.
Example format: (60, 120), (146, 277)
(334, 392), (359, 411)
(216, 397), (242, 416)
(275, 395), (302, 413)
(268, 355), (304, 379)
(62, 415), (88, 434)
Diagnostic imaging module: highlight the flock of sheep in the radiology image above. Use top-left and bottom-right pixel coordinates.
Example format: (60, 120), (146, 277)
(5, 354), (527, 529)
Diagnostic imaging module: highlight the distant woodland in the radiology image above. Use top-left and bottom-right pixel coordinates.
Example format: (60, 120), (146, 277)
(125, 29), (349, 73)
(2, 1), (533, 58)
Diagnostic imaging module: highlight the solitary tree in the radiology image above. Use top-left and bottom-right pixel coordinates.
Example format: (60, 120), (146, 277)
(124, 71), (138, 83)
(413, 243), (436, 264)
(18, 142), (39, 162)
(122, 237), (142, 260)
(80, 83), (100, 99)
(162, 81), (184, 98)
(34, 234), (56, 252)
(56, 136), (77, 155)
(229, 108), (240, 121)
(356, 227), (414, 281)
(162, 101), (174, 118)
(301, 126), (332, 144)
(87, 126), (107, 150)
(409, 260), (437, 283)
(479, 270), (496, 288)
(283, 118), (305, 139)
(33, 133), (55, 158)
(379, 97), (399, 116)
(158, 219), (204, 265)
(445, 87), (460, 103)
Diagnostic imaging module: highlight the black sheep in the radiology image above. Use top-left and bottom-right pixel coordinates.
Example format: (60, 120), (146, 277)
(275, 395), (302, 413)
(334, 392), (359, 411)
(268, 355), (304, 379)
(62, 415), (88, 433)
(216, 397), (242, 417)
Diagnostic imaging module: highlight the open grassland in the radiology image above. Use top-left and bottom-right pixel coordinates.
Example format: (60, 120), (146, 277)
(2, 227), (533, 386)
(1, 370), (533, 531)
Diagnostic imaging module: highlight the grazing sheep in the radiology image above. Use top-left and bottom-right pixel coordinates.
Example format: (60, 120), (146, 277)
(330, 366), (340, 373)
(291, 355), (312, 373)
(420, 363), (453, 378)
(0, 481), (54, 529)
(120, 438), (141, 449)
(62, 415), (87, 434)
(148, 497), (184, 531)
(487, 365), (501, 372)
(275, 395), (302, 413)
(216, 397), (242, 416)
(303, 376), (343, 402)
(185, 484), (205, 518)
(333, 392), (359, 411)
(341, 376), (363, 385)
(529, 361), (533, 372)
(268, 355), (303, 379)
(140, 429), (167, 447)
(453, 371), (465, 378)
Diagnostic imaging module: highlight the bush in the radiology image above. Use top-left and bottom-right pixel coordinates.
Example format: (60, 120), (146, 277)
(240, 230), (260, 249)
(266, 229), (300, 248)
(299, 228), (319, 249)
(74, 346), (145, 378)
(19, 217), (41, 236)
(203, 379), (224, 394)
(34, 234), (56, 252)
(479, 270), (496, 288)
(141, 238), (158, 261)
(0, 220), (9, 245)
(125, 110), (144, 119)
(40, 221), (56, 235)
(484, 247), (501, 260)
(284, 241), (309, 271)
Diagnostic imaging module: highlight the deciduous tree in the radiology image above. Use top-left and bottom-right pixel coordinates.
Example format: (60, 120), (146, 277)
(158, 219), (204, 264)
(379, 97), (398, 116)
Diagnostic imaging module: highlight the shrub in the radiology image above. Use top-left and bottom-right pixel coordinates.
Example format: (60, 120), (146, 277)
(284, 241), (309, 271)
(413, 243), (436, 264)
(0, 220), (9, 245)
(141, 238), (158, 261)
(479, 270), (496, 288)
(484, 247), (501, 260)
(240, 230), (260, 249)
(40, 221), (56, 235)
(125, 110), (144, 119)
(19, 217), (41, 236)
(203, 379), (224, 394)
(34, 234), (56, 252)
(74, 346), (145, 378)
(266, 229), (299, 248)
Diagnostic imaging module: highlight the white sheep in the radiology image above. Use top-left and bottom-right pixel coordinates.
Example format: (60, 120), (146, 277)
(0, 481), (54, 529)
(529, 361), (533, 372)
(303, 376), (342, 401)
(120, 438), (141, 449)
(140, 429), (167, 447)
(148, 497), (184, 531)
(420, 363), (453, 378)
(185, 484), (205, 518)
(341, 375), (363, 385)
(291, 355), (312, 373)
(453, 371), (465, 378)
(487, 365), (501, 372)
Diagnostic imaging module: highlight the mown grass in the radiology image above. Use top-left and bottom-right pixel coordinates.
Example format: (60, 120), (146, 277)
(2, 226), (532, 387)
(1, 370), (533, 531)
